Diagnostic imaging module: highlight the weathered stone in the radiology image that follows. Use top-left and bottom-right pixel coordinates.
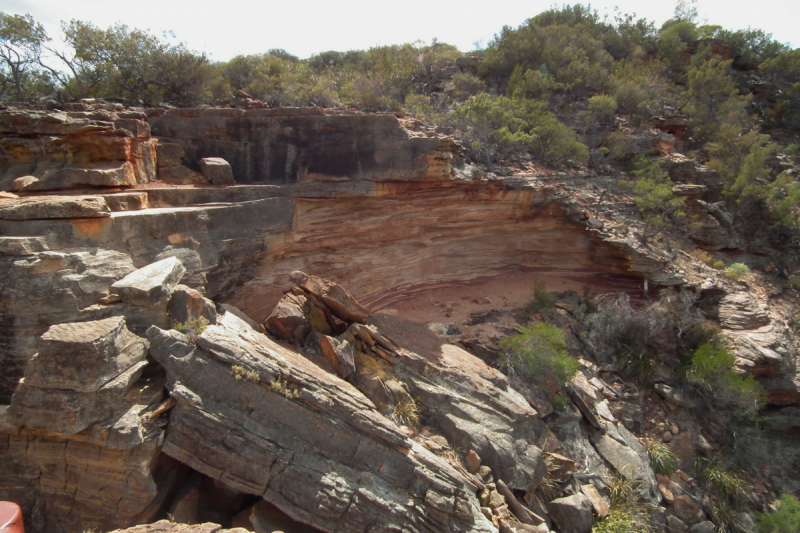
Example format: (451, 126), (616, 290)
(0, 236), (48, 255)
(544, 452), (576, 483)
(667, 515), (689, 533)
(581, 483), (609, 518)
(146, 310), (493, 532)
(689, 521), (716, 533)
(158, 164), (197, 184)
(290, 271), (371, 323)
(672, 495), (705, 526)
(12, 175), (38, 190)
(107, 520), (247, 533)
(264, 290), (316, 344)
(103, 192), (149, 211)
(112, 256), (186, 307)
(466, 449), (482, 473)
(591, 423), (660, 504)
(115, 118), (150, 139)
(6, 360), (148, 434)
(156, 142), (186, 167)
(200, 157), (235, 186)
(0, 249), (137, 400)
(719, 292), (770, 330)
(319, 335), (356, 379)
(546, 494), (593, 533)
(168, 285), (217, 327)
(367, 315), (547, 492)
(26, 162), (136, 190)
(23, 317), (148, 392)
(0, 195), (110, 219)
(655, 383), (696, 408)
(498, 520), (548, 533)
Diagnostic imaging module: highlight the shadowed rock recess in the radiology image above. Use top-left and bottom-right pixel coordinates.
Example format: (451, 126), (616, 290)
(2, 106), (792, 533)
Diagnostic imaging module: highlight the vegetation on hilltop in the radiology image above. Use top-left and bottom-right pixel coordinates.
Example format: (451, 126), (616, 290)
(1, 3), (799, 249)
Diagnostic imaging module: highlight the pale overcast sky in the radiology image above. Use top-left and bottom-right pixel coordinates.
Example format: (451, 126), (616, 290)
(3, 0), (797, 61)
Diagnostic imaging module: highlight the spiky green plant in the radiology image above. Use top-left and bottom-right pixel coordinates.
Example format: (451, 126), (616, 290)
(647, 441), (678, 476)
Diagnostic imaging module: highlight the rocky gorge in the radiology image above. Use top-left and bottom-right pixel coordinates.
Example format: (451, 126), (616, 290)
(0, 103), (798, 533)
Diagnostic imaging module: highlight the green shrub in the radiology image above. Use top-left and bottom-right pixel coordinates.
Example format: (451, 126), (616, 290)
(527, 280), (557, 311)
(647, 441), (678, 476)
(688, 344), (762, 413)
(758, 494), (800, 533)
(499, 323), (579, 407)
(695, 457), (751, 506)
(714, 260), (727, 269)
(592, 476), (654, 533)
(231, 364), (260, 383)
(587, 94), (619, 122)
(725, 263), (751, 280)
(690, 249), (715, 265)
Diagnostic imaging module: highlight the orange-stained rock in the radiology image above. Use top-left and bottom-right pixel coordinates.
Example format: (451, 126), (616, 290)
(290, 271), (371, 323)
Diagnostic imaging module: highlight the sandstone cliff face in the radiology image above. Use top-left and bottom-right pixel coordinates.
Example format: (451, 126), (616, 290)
(148, 108), (454, 184)
(0, 109), (155, 191)
(1, 107), (799, 533)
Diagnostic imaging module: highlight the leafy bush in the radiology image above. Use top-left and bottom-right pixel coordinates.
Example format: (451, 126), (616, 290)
(587, 94), (618, 122)
(450, 93), (587, 169)
(629, 156), (686, 242)
(690, 249), (715, 265)
(725, 263), (751, 280)
(647, 441), (678, 476)
(758, 494), (800, 533)
(687, 344), (762, 416)
(499, 323), (579, 406)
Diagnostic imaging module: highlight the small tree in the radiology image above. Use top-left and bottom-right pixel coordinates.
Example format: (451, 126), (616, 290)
(629, 156), (686, 243)
(0, 12), (50, 102)
(681, 54), (752, 145)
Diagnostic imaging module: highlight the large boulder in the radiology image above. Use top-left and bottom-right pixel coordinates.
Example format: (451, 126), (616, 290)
(546, 494), (593, 533)
(22, 316), (149, 392)
(112, 256), (186, 307)
(290, 270), (371, 323)
(200, 157), (235, 186)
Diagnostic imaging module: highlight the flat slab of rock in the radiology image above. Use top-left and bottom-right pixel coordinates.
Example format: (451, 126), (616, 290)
(103, 192), (149, 211)
(108, 520), (248, 533)
(7, 359), (147, 434)
(23, 317), (149, 392)
(200, 157), (235, 186)
(290, 270), (371, 323)
(112, 256), (186, 307)
(0, 196), (110, 219)
(26, 162), (136, 191)
(0, 236), (48, 255)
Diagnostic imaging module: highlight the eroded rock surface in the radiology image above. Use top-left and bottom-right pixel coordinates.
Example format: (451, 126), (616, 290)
(147, 310), (494, 533)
